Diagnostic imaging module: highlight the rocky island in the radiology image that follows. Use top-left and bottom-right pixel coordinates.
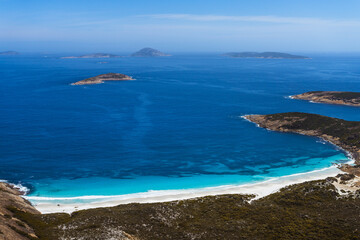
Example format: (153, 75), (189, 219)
(291, 91), (360, 107)
(223, 52), (309, 59)
(61, 53), (120, 59)
(0, 51), (20, 55)
(72, 73), (134, 85)
(131, 48), (170, 57)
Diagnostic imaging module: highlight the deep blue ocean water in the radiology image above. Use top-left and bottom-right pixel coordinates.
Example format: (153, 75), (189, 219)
(1, 53), (360, 198)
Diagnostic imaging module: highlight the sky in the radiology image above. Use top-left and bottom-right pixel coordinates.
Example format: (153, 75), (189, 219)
(1, 0), (360, 53)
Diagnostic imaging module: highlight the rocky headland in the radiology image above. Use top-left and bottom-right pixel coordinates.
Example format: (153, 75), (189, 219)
(61, 53), (120, 59)
(0, 182), (39, 240)
(244, 112), (360, 178)
(131, 48), (170, 57)
(72, 73), (134, 85)
(291, 91), (360, 107)
(244, 112), (360, 163)
(223, 52), (309, 59)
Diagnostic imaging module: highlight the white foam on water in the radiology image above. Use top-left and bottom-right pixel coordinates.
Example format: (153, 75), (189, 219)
(14, 114), (356, 214)
(240, 115), (260, 128)
(26, 165), (343, 214)
(0, 179), (30, 194)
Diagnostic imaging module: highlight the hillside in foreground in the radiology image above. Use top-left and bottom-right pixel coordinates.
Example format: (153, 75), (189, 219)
(2, 177), (360, 240)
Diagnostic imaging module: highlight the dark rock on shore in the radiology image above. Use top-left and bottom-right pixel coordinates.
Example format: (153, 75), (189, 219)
(0, 182), (39, 240)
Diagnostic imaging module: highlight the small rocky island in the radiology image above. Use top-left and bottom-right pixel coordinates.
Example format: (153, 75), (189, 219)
(292, 91), (360, 107)
(0, 51), (20, 55)
(61, 53), (120, 59)
(223, 52), (309, 59)
(131, 47), (170, 57)
(72, 73), (134, 85)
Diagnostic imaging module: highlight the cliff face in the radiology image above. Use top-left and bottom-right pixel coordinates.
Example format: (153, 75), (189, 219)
(0, 182), (39, 240)
(292, 91), (360, 107)
(244, 112), (360, 164)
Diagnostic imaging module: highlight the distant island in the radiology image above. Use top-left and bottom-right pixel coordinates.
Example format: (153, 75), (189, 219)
(131, 48), (171, 57)
(0, 51), (19, 55)
(291, 91), (360, 107)
(223, 52), (309, 59)
(72, 73), (134, 85)
(61, 53), (120, 59)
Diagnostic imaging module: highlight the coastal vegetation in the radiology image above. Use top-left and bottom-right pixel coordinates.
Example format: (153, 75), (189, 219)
(0, 182), (39, 240)
(292, 91), (360, 106)
(2, 178), (360, 239)
(245, 112), (360, 164)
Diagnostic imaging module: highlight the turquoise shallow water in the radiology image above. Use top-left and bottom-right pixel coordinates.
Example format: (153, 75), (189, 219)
(0, 53), (359, 200)
(28, 153), (347, 199)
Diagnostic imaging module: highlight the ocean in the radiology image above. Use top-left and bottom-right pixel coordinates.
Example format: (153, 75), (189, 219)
(1, 53), (359, 209)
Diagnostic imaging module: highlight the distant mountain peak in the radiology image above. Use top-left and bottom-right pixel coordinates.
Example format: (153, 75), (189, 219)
(131, 48), (170, 57)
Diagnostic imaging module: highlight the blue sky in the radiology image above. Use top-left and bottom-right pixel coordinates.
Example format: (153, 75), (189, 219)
(1, 0), (360, 52)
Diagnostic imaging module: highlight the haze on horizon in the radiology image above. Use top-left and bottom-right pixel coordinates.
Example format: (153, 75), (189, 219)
(1, 0), (360, 53)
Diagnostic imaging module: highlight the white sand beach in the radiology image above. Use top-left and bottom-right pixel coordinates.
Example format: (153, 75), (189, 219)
(26, 166), (342, 214)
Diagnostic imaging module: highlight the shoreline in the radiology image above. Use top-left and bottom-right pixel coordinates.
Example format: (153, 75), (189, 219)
(242, 114), (357, 163)
(8, 113), (353, 214)
(290, 91), (360, 107)
(25, 165), (344, 214)
(243, 114), (360, 164)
